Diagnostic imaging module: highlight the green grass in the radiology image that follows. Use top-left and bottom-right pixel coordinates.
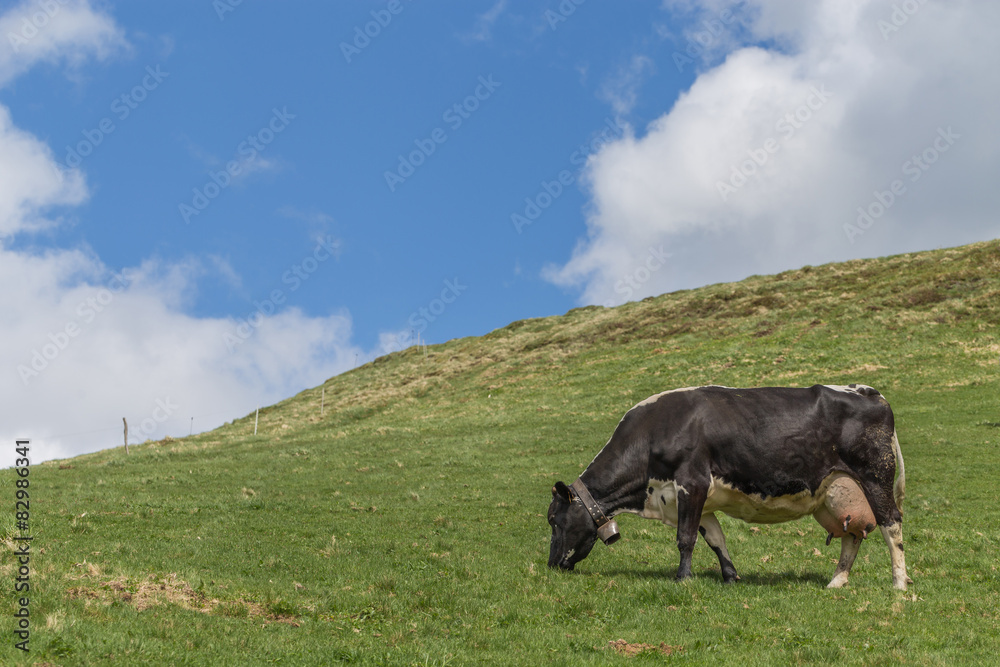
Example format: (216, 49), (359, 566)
(4, 240), (1000, 665)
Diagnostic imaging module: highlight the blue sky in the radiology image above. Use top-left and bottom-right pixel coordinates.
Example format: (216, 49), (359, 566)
(4, 1), (999, 462)
(10, 1), (697, 346)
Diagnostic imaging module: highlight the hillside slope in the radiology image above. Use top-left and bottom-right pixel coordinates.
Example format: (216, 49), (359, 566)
(245, 238), (1000, 431)
(4, 240), (1000, 665)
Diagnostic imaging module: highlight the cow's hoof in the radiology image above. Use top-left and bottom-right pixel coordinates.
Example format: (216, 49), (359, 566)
(826, 573), (849, 589)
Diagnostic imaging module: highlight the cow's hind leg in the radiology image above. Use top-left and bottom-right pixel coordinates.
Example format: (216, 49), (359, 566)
(699, 513), (739, 583)
(827, 536), (862, 588)
(675, 484), (708, 581)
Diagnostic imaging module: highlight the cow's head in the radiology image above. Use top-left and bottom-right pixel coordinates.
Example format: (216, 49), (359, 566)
(547, 481), (599, 570)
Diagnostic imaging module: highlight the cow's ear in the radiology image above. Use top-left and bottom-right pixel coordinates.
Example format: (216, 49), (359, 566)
(553, 481), (571, 501)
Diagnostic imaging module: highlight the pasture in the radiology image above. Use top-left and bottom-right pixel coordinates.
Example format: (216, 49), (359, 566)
(3, 241), (1000, 665)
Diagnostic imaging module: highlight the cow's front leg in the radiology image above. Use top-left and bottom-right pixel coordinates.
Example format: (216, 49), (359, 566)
(879, 522), (910, 590)
(675, 484), (708, 581)
(858, 477), (910, 590)
(827, 535), (861, 588)
(699, 513), (739, 583)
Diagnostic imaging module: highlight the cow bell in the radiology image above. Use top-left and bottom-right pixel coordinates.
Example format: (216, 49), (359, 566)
(597, 519), (620, 545)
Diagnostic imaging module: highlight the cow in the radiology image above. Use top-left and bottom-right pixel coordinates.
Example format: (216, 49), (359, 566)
(547, 384), (910, 590)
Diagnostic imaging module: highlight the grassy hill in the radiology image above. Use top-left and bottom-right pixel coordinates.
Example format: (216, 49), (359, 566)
(4, 240), (1000, 665)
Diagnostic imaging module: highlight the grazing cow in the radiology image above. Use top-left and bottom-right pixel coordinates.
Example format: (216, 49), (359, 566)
(547, 385), (910, 589)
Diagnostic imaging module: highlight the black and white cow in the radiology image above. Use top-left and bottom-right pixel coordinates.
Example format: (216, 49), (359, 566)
(547, 385), (910, 589)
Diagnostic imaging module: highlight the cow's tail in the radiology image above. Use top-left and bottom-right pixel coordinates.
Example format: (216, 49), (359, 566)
(891, 429), (905, 513)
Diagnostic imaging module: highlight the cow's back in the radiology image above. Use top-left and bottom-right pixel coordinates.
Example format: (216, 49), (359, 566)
(638, 385), (893, 499)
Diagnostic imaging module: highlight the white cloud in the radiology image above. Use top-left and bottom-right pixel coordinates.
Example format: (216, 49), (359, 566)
(276, 205), (340, 244)
(180, 134), (285, 186)
(374, 329), (417, 357)
(599, 55), (655, 117)
(462, 0), (507, 43)
(229, 154), (283, 184)
(2, 248), (368, 462)
(0, 2), (378, 465)
(0, 0), (126, 86)
(0, 105), (88, 237)
(549, 0), (1000, 306)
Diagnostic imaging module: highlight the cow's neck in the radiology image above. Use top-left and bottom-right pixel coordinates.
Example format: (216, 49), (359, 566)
(578, 438), (649, 516)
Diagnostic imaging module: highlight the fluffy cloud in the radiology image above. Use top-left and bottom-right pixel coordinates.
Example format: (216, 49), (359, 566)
(0, 2), (371, 463)
(548, 0), (1000, 305)
(0, 0), (126, 87)
(599, 55), (655, 117)
(2, 248), (365, 462)
(0, 105), (87, 236)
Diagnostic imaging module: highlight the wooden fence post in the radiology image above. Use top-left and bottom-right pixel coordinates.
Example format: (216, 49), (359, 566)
(123, 417), (130, 455)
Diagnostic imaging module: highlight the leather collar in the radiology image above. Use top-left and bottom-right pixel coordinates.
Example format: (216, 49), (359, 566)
(571, 479), (620, 544)
(570, 479), (609, 526)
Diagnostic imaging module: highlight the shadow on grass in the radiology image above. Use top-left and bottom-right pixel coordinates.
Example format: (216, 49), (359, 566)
(726, 571), (830, 587)
(588, 568), (830, 587)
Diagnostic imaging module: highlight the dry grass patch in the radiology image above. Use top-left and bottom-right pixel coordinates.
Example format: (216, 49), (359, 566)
(65, 573), (300, 625)
(68, 573), (216, 613)
(845, 363), (889, 374)
(606, 639), (683, 657)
